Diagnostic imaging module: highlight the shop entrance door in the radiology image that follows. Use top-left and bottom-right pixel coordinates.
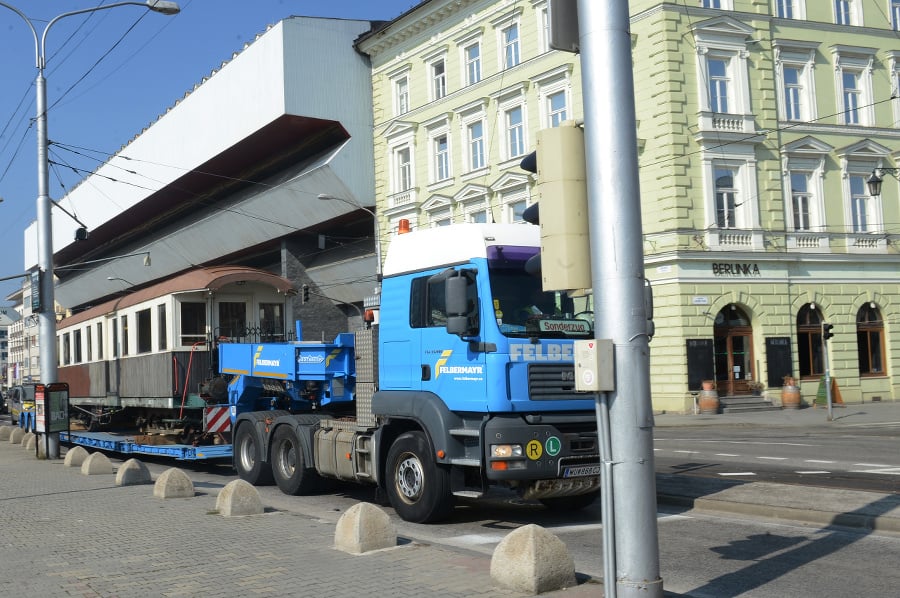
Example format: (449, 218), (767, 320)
(714, 305), (754, 396)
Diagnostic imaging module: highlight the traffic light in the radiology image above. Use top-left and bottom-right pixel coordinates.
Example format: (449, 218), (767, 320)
(520, 121), (590, 291)
(301, 284), (310, 304)
(822, 322), (834, 341)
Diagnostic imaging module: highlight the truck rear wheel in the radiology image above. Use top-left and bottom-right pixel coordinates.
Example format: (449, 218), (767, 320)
(385, 431), (453, 523)
(234, 422), (273, 485)
(271, 425), (322, 495)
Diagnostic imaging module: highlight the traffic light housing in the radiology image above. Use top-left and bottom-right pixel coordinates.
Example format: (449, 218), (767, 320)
(301, 283), (310, 304)
(822, 322), (834, 341)
(520, 121), (591, 291)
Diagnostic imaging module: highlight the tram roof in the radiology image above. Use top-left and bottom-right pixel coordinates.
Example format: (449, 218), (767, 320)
(58, 266), (295, 330)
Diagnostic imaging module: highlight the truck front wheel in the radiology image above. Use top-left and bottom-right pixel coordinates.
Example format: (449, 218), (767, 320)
(385, 431), (453, 523)
(233, 422), (273, 486)
(271, 425), (322, 495)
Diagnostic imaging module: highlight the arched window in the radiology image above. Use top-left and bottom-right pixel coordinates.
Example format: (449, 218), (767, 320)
(857, 304), (886, 376)
(797, 304), (824, 378)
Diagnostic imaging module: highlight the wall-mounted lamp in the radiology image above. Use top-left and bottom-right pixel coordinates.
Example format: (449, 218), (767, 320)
(107, 276), (134, 287)
(870, 301), (877, 309)
(810, 302), (816, 310)
(866, 167), (900, 197)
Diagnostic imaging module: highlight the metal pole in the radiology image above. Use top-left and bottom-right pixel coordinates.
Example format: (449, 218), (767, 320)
(578, 1), (663, 596)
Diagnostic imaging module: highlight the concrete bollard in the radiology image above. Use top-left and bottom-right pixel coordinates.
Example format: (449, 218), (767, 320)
(0, 426), (12, 441)
(9, 427), (25, 444)
(491, 524), (577, 594)
(216, 479), (264, 516)
(23, 433), (37, 452)
(81, 452), (115, 475)
(116, 459), (152, 486)
(64, 446), (90, 467)
(153, 468), (194, 498)
(334, 502), (396, 554)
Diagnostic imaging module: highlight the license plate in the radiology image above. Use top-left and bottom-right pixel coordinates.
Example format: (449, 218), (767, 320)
(563, 465), (601, 478)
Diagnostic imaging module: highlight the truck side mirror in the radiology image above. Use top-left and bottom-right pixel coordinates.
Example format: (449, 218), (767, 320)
(445, 270), (478, 338)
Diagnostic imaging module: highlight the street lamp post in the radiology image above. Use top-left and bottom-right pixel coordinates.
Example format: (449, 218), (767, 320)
(0, 0), (179, 387)
(0, 0), (179, 457)
(317, 193), (382, 286)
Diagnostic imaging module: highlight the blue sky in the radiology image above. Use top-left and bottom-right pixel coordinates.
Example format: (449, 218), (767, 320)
(0, 0), (419, 305)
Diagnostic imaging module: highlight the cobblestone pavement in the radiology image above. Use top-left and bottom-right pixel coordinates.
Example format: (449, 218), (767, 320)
(0, 435), (600, 598)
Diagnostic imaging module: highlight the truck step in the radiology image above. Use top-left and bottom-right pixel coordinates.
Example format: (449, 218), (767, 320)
(452, 490), (483, 498)
(450, 458), (480, 467)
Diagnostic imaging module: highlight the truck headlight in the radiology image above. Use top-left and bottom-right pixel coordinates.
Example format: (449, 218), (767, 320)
(491, 444), (523, 458)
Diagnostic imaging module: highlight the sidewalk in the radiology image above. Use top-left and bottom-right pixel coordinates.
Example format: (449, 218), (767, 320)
(0, 406), (897, 597)
(654, 398), (900, 428)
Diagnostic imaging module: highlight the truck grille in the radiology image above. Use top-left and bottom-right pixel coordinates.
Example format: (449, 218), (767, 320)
(528, 364), (577, 400)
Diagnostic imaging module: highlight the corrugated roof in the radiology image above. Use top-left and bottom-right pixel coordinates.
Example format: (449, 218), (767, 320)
(58, 266), (295, 329)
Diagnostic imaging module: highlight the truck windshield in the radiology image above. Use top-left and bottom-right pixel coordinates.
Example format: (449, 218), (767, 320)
(487, 246), (593, 340)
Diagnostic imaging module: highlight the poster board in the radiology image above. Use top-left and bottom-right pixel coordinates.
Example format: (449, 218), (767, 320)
(813, 378), (844, 406)
(764, 337), (792, 389)
(34, 382), (69, 434)
(686, 339), (714, 392)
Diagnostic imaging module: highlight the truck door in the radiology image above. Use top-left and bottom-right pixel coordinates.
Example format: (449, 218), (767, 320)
(419, 271), (487, 410)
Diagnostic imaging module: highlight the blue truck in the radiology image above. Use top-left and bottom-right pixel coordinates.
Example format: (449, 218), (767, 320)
(64, 223), (601, 522)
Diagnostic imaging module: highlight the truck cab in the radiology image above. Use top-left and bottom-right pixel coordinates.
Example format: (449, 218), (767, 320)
(376, 224), (599, 514)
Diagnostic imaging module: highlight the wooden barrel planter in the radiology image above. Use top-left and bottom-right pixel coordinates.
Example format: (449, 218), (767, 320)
(698, 381), (719, 414)
(781, 384), (801, 409)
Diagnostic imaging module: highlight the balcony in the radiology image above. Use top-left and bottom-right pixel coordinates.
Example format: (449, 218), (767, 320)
(388, 188), (417, 209)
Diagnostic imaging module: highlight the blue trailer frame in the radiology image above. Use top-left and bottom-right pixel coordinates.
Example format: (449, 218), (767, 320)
(60, 431), (233, 460)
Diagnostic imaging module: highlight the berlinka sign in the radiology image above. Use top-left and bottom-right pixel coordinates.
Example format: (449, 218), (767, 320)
(712, 263), (761, 276)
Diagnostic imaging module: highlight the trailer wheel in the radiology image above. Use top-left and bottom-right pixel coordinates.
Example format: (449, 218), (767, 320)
(386, 431), (453, 523)
(233, 422), (273, 485)
(271, 425), (322, 495)
(539, 490), (600, 511)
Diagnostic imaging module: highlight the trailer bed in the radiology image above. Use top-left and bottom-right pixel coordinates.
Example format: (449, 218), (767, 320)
(60, 430), (232, 460)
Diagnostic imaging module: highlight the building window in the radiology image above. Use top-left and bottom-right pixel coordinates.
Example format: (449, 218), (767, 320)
(849, 174), (872, 232)
(509, 199), (527, 222)
(62, 333), (71, 366)
(797, 304), (824, 378)
(857, 304), (885, 376)
(702, 0), (722, 7)
(467, 120), (485, 171)
(121, 315), (129, 357)
(395, 76), (409, 115)
(893, 0), (900, 31)
(219, 302), (247, 339)
(834, 0), (851, 25)
(842, 70), (861, 124)
(783, 66), (804, 121)
(502, 23), (520, 69)
(432, 59), (447, 100)
(137, 308), (152, 354)
(180, 302), (206, 346)
(708, 57), (730, 113)
(259, 303), (284, 342)
(158, 304), (167, 351)
(97, 321), (103, 360)
(777, 0), (795, 18)
(86, 324), (93, 361)
(715, 168), (738, 228)
(464, 43), (481, 85)
(505, 105), (525, 159)
(790, 172), (812, 231)
(73, 330), (82, 363)
(547, 90), (567, 127)
(832, 46), (875, 126)
(538, 5), (550, 53)
(395, 146), (412, 192)
(433, 134), (450, 182)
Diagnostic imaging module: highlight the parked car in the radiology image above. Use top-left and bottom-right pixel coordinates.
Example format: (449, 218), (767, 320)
(8, 384), (36, 432)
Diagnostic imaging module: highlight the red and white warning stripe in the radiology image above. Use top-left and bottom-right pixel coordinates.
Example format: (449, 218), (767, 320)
(205, 406), (232, 434)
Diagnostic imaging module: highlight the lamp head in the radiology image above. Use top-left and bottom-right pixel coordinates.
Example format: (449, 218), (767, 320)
(867, 171), (883, 198)
(146, 0), (180, 15)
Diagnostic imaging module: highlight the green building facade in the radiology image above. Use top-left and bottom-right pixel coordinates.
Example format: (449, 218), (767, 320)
(358, 0), (900, 412)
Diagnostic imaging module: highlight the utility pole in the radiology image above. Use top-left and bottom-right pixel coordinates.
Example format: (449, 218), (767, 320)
(578, 1), (663, 596)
